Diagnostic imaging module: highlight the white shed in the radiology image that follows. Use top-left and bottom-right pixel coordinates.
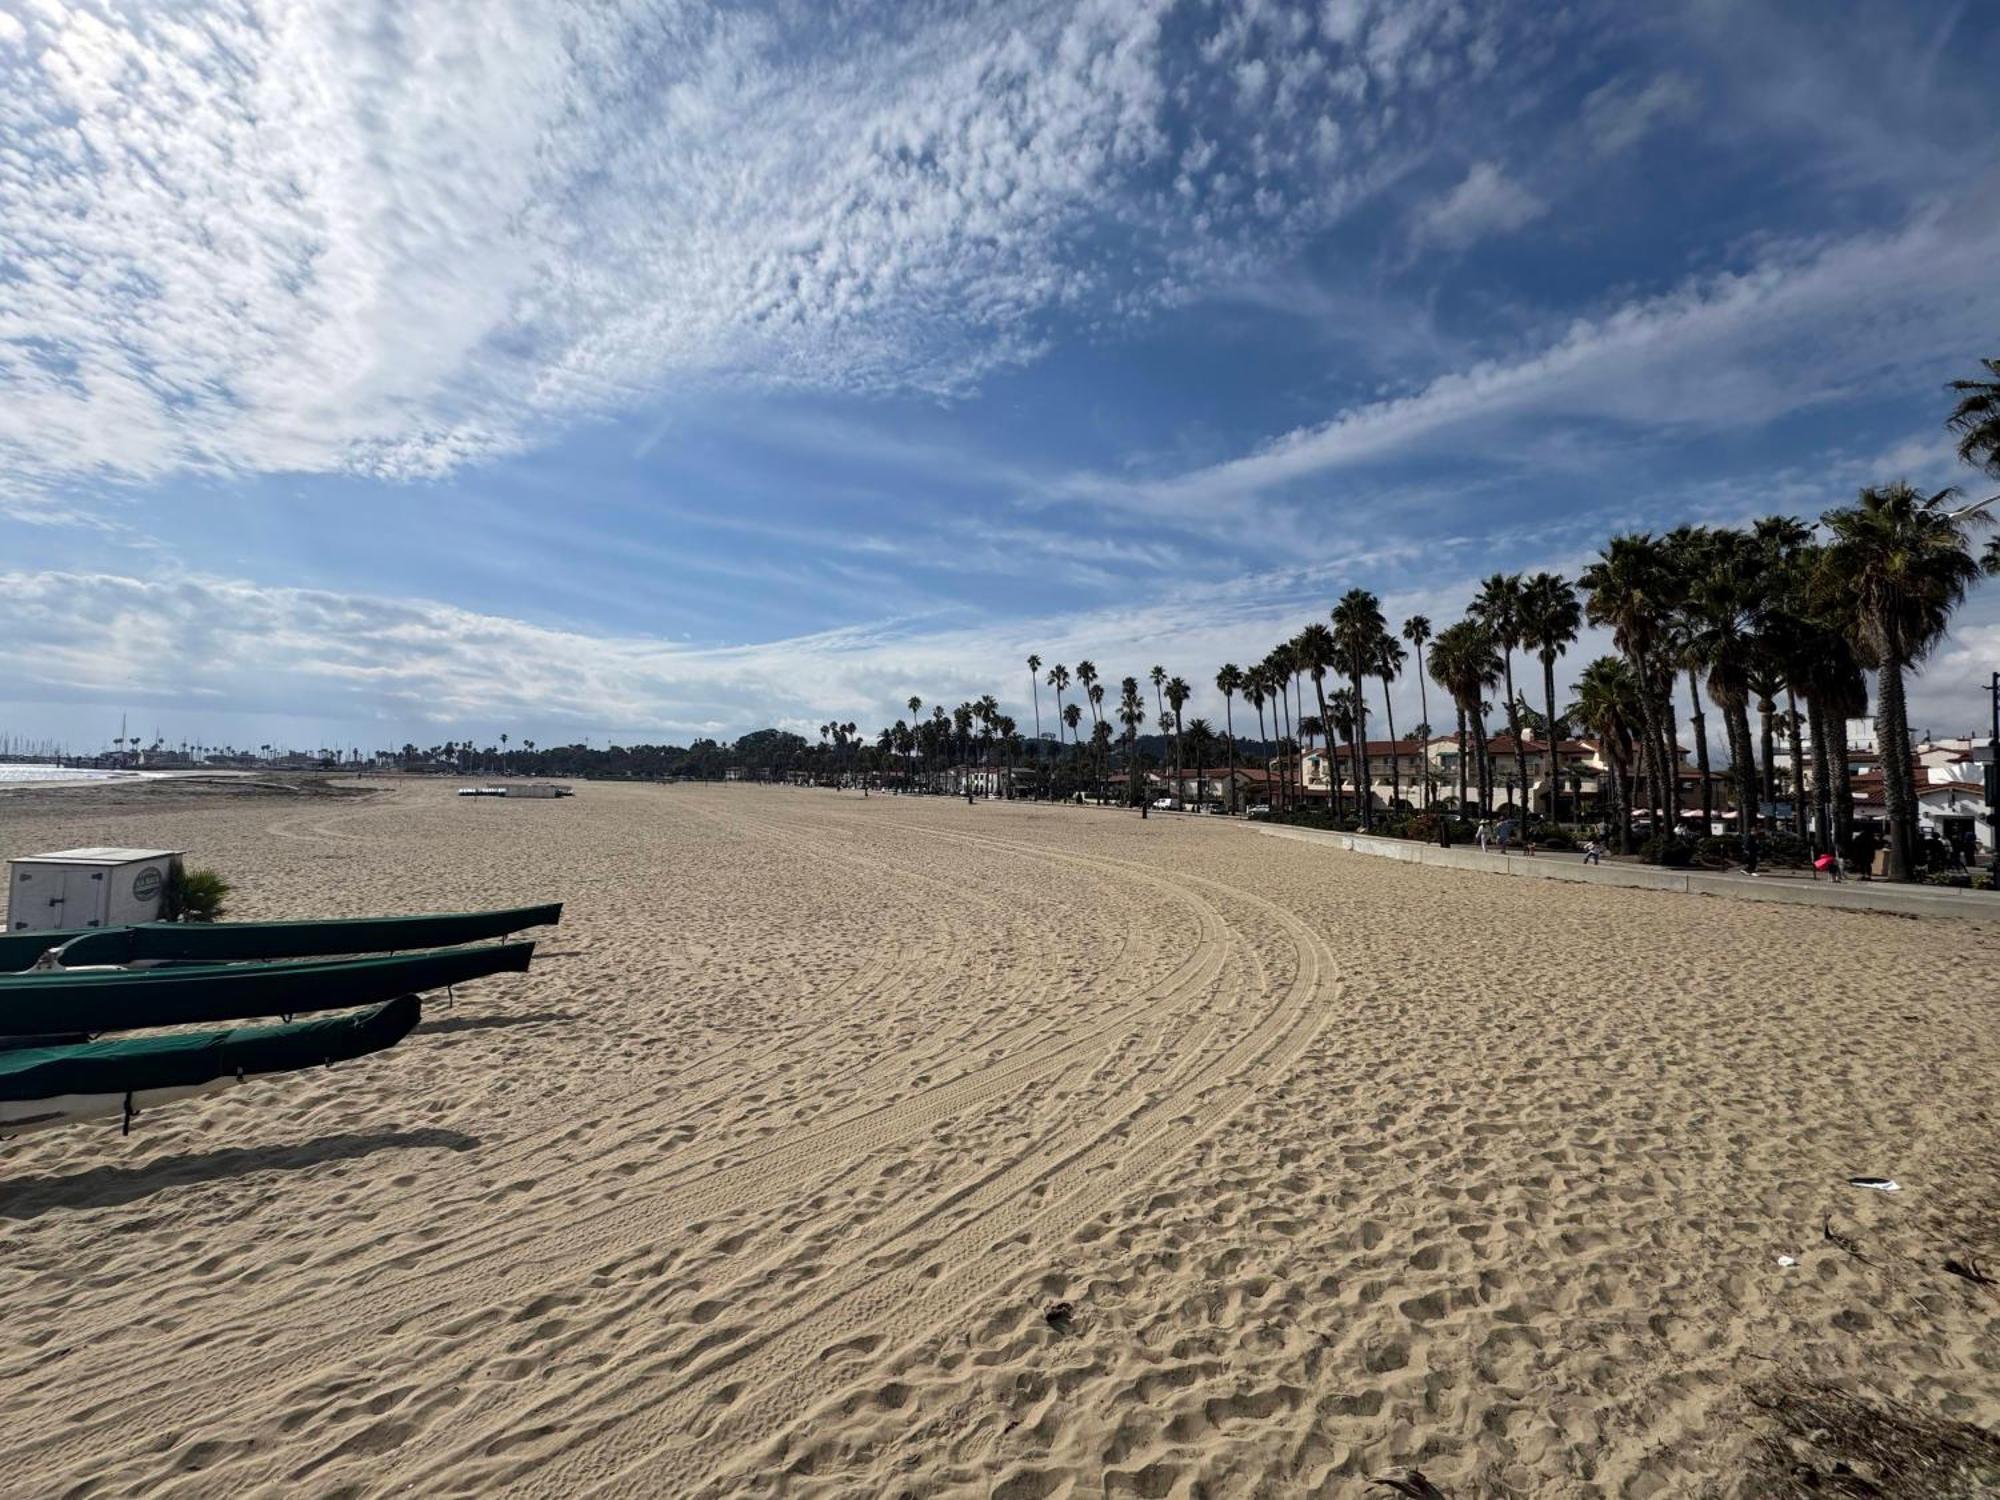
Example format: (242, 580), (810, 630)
(7, 848), (184, 933)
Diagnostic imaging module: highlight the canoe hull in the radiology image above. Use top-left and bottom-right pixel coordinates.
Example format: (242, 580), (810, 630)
(0, 943), (530, 1035)
(0, 996), (422, 1135)
(16, 902), (563, 970)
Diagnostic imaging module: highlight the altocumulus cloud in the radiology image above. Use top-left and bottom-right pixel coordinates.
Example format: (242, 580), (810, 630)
(0, 0), (1542, 506)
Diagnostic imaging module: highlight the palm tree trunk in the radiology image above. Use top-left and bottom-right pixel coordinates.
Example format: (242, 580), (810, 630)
(1350, 666), (1371, 830)
(1876, 658), (1916, 880)
(1827, 712), (1852, 852)
(1687, 670), (1713, 835)
(1611, 753), (1633, 853)
(1758, 700), (1778, 832)
(1224, 698), (1238, 814)
(1541, 653), (1561, 827)
(1807, 695), (1831, 855)
(1473, 708), (1492, 816)
(1502, 652), (1528, 819)
(1659, 681), (1682, 826)
(1277, 686), (1293, 812)
(1628, 650), (1667, 831)
(1728, 704), (1758, 855)
(1415, 648), (1431, 810)
(1785, 688), (1807, 842)
(1311, 677), (1334, 817)
(1381, 679), (1399, 817)
(1252, 699), (1267, 810)
(1455, 703), (1468, 813)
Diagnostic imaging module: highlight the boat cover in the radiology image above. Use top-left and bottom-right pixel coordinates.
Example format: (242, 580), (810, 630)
(0, 943), (532, 1034)
(0, 996), (421, 1103)
(49, 902), (562, 967)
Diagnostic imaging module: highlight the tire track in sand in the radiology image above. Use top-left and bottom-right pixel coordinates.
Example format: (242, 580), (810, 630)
(4, 815), (1233, 1494)
(398, 822), (1338, 1500)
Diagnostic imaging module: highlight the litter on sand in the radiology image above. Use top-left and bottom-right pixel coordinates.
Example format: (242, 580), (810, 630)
(1847, 1177), (1901, 1192)
(1776, 1255), (1798, 1267)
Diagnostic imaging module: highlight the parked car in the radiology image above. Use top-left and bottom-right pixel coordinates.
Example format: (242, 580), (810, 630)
(1245, 802), (1272, 816)
(1151, 796), (1183, 811)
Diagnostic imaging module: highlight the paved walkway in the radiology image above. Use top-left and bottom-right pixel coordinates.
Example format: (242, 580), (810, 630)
(1244, 821), (2000, 922)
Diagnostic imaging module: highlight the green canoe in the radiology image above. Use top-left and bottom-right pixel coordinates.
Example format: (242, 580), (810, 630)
(0, 943), (532, 1036)
(1, 902), (562, 971)
(0, 996), (422, 1134)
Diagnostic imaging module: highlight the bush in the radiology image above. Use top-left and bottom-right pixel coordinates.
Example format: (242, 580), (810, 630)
(1695, 831), (1812, 869)
(1403, 812), (1442, 845)
(1535, 828), (1576, 851)
(166, 866), (233, 923)
(1638, 835), (1696, 868)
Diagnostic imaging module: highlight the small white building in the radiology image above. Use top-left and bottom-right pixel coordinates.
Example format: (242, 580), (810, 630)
(7, 848), (183, 932)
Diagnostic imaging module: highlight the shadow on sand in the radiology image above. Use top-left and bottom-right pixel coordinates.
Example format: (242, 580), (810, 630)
(417, 1010), (579, 1036)
(0, 1126), (481, 1218)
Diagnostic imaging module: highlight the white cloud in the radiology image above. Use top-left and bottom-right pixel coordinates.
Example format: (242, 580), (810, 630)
(1580, 72), (1698, 157)
(0, 0), (1541, 507)
(1410, 160), (1545, 251)
(1065, 204), (2000, 515)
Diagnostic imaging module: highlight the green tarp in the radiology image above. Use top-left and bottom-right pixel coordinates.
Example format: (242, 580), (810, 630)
(0, 929), (87, 972)
(0, 996), (420, 1104)
(0, 942), (532, 1035)
(2, 902), (562, 972)
(50, 902), (562, 966)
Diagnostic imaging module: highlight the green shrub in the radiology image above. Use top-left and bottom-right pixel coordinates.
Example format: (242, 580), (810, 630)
(1536, 828), (1576, 851)
(1638, 835), (1696, 868)
(166, 866), (233, 923)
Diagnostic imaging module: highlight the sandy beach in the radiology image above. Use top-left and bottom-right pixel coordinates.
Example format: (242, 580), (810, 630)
(0, 778), (1995, 1497)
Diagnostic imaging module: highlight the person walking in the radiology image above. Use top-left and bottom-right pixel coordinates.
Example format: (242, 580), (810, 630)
(1581, 838), (1603, 865)
(1475, 818), (1493, 853)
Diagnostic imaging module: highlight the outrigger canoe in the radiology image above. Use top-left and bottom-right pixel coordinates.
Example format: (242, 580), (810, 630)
(0, 943), (532, 1036)
(0, 996), (421, 1135)
(0, 902), (561, 972)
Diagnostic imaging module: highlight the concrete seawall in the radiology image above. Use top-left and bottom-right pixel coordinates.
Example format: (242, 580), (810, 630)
(1244, 822), (2000, 921)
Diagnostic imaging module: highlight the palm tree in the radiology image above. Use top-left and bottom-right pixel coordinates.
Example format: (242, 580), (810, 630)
(1264, 648), (1296, 804)
(1371, 632), (1407, 815)
(1518, 572), (1580, 827)
(1149, 665), (1166, 729)
(1581, 536), (1678, 832)
(1471, 573), (1532, 819)
(1293, 623), (1338, 817)
(1402, 615), (1434, 808)
(1754, 515), (1816, 841)
(1661, 528), (1719, 834)
(1062, 700), (1084, 761)
(1165, 676), (1191, 799)
(1818, 482), (1982, 879)
(1215, 663), (1243, 813)
(1026, 655), (1043, 744)
(1679, 532), (1763, 855)
(1329, 590), (1386, 828)
(1946, 357), (2000, 477)
(1184, 718), (1215, 807)
(1429, 621), (1501, 815)
(1326, 689), (1358, 813)
(1089, 717), (1113, 792)
(1118, 677), (1147, 805)
(1076, 660), (1101, 794)
(1571, 655), (1642, 852)
(1045, 664), (1070, 754)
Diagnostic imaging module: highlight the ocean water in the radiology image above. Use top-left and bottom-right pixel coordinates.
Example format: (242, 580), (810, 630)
(0, 764), (136, 785)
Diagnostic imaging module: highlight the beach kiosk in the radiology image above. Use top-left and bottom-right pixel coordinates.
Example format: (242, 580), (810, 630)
(7, 848), (184, 932)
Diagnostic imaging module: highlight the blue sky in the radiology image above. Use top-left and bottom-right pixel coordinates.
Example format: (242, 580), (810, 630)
(2, 0), (1997, 754)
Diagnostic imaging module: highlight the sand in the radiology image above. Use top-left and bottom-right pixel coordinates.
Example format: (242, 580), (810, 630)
(0, 778), (1994, 1498)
